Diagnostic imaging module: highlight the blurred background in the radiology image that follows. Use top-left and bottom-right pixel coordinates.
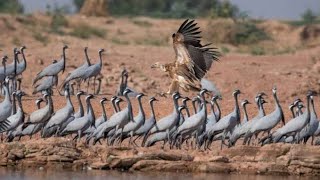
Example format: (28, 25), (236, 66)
(0, 0), (320, 99)
(15, 0), (320, 20)
(1, 0), (320, 54)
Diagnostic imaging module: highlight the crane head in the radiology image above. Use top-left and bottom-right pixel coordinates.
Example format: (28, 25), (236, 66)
(182, 97), (190, 103)
(100, 97), (108, 104)
(212, 95), (222, 101)
(76, 91), (85, 96)
(272, 86), (277, 94)
(232, 89), (241, 96)
(115, 97), (123, 103)
(86, 94), (94, 100)
(260, 99), (267, 104)
(178, 105), (186, 113)
(256, 92), (267, 99)
(63, 45), (68, 50)
(35, 98), (44, 105)
(20, 46), (26, 51)
(172, 92), (181, 101)
(288, 103), (295, 111)
(123, 88), (133, 96)
(99, 48), (105, 55)
(110, 96), (118, 102)
(136, 93), (146, 99)
(150, 97), (158, 102)
(2, 55), (7, 64)
(307, 90), (317, 97)
(293, 98), (302, 106)
(200, 89), (208, 96)
(16, 91), (26, 97)
(241, 99), (250, 106)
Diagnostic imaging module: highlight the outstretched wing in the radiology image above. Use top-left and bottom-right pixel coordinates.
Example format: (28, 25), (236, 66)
(172, 19), (220, 82)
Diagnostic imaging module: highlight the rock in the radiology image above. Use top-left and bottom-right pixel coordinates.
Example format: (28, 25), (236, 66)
(47, 155), (74, 162)
(25, 152), (41, 158)
(8, 149), (25, 160)
(208, 156), (229, 163)
(196, 162), (232, 173)
(143, 152), (193, 161)
(130, 160), (165, 171)
(90, 162), (109, 170)
(0, 139), (320, 176)
(110, 156), (142, 169)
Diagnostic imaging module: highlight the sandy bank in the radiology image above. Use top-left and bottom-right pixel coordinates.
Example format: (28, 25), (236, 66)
(0, 138), (319, 176)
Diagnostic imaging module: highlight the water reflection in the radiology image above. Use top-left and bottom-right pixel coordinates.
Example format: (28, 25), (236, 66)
(0, 168), (317, 180)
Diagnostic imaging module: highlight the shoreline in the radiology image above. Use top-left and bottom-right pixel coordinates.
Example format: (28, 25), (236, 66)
(0, 138), (319, 176)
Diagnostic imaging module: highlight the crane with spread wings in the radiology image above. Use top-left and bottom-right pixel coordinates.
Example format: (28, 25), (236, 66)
(151, 19), (220, 94)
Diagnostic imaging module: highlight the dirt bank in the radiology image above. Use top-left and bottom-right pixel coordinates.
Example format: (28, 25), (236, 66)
(0, 138), (319, 176)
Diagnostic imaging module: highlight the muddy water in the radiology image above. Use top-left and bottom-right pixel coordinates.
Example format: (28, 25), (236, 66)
(0, 168), (318, 180)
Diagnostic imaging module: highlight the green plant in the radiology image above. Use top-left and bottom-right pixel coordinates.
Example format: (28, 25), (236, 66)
(132, 20), (153, 27)
(12, 36), (21, 46)
(273, 46), (296, 55)
(251, 46), (265, 56)
(221, 46), (230, 54)
(73, 0), (85, 11)
(15, 15), (36, 26)
(70, 24), (106, 39)
(301, 8), (317, 24)
(0, 0), (23, 14)
(228, 22), (269, 45)
(135, 38), (167, 46)
(51, 13), (68, 34)
(212, 0), (239, 19)
(33, 32), (49, 45)
(111, 37), (129, 45)
(107, 0), (238, 18)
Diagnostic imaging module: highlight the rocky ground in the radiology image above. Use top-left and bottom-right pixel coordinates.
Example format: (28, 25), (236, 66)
(0, 138), (319, 176)
(0, 14), (320, 176)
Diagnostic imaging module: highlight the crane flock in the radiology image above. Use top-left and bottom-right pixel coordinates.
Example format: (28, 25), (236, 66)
(0, 45), (319, 150)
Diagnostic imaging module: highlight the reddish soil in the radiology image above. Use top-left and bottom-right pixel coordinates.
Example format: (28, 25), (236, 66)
(0, 14), (320, 175)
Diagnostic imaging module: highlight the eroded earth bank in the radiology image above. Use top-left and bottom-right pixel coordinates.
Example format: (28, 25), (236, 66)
(0, 138), (319, 176)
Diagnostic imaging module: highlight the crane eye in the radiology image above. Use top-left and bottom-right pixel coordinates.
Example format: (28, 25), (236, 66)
(172, 33), (176, 38)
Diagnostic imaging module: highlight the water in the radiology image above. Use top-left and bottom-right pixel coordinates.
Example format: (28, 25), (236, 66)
(0, 168), (317, 180)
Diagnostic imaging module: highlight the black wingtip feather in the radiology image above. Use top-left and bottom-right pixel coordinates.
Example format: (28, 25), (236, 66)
(178, 19), (189, 32)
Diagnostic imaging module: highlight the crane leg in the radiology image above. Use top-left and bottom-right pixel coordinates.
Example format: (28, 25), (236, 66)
(77, 130), (82, 142)
(220, 130), (226, 150)
(86, 78), (90, 94)
(119, 128), (123, 147)
(161, 140), (167, 149)
(76, 79), (81, 92)
(179, 135), (183, 149)
(141, 133), (149, 147)
(93, 76), (96, 94)
(132, 135), (140, 146)
(55, 127), (60, 137)
(166, 129), (170, 145)
(195, 132), (199, 149)
(128, 131), (134, 146)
